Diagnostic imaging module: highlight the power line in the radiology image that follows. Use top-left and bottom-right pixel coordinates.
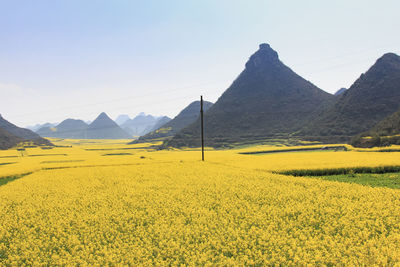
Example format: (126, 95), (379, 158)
(10, 80), (226, 119)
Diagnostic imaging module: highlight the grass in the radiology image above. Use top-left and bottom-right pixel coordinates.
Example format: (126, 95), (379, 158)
(0, 173), (32, 187)
(40, 160), (85, 164)
(312, 172), (400, 189)
(85, 147), (152, 151)
(278, 165), (400, 176)
(102, 153), (133, 156)
(279, 166), (400, 189)
(28, 154), (67, 157)
(0, 162), (16, 166)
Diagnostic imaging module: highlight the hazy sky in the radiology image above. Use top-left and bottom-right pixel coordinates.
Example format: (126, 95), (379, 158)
(1, 0), (400, 127)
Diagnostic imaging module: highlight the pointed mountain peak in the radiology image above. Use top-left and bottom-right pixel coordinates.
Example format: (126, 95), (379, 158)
(245, 43), (279, 69)
(90, 112), (115, 127)
(97, 112), (110, 119)
(379, 52), (400, 61)
(356, 52), (400, 84)
(373, 52), (400, 68)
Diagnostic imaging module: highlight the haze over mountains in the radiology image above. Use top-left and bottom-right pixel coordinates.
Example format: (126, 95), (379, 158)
(115, 115), (131, 125)
(121, 113), (171, 137)
(36, 112), (131, 139)
(35, 112), (171, 140)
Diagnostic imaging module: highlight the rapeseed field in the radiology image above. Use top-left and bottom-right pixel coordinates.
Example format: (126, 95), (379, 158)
(0, 140), (400, 265)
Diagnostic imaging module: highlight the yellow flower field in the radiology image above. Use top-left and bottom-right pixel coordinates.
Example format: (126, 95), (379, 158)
(1, 140), (400, 265)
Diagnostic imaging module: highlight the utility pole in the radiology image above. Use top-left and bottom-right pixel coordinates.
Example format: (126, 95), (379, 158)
(200, 95), (205, 161)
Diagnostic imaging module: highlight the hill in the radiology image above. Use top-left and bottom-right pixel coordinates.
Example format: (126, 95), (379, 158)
(298, 53), (400, 142)
(148, 116), (171, 132)
(134, 101), (212, 143)
(0, 127), (22, 149)
(351, 108), (400, 147)
(167, 43), (334, 147)
(37, 119), (89, 139)
(26, 122), (57, 132)
(122, 113), (165, 136)
(0, 114), (52, 148)
(115, 115), (131, 125)
(86, 112), (132, 139)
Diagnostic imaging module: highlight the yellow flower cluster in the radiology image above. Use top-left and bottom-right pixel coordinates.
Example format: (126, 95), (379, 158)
(0, 140), (399, 265)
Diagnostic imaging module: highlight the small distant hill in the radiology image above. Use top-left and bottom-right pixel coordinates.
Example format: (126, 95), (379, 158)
(0, 114), (52, 148)
(148, 116), (171, 132)
(298, 52), (400, 142)
(134, 101), (212, 143)
(26, 122), (57, 132)
(167, 44), (333, 147)
(115, 114), (131, 125)
(351, 108), (400, 147)
(122, 113), (167, 137)
(334, 88), (347, 96)
(37, 119), (89, 139)
(86, 112), (132, 139)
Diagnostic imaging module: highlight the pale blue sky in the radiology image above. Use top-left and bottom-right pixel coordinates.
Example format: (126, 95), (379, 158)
(1, 0), (399, 126)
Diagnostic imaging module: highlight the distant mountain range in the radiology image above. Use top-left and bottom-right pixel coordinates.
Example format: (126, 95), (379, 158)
(167, 44), (334, 147)
(135, 100), (213, 143)
(0, 114), (52, 149)
(121, 113), (171, 137)
(35, 112), (171, 140)
(26, 122), (57, 132)
(37, 112), (131, 139)
(37, 119), (89, 139)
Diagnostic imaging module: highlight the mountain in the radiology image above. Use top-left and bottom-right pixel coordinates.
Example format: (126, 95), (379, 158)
(351, 107), (400, 147)
(148, 116), (172, 132)
(26, 122), (57, 132)
(167, 43), (334, 147)
(298, 53), (400, 142)
(36, 126), (56, 137)
(0, 127), (22, 150)
(115, 114), (131, 125)
(135, 101), (212, 143)
(37, 119), (89, 139)
(122, 113), (160, 137)
(86, 112), (131, 139)
(0, 114), (52, 148)
(334, 88), (347, 96)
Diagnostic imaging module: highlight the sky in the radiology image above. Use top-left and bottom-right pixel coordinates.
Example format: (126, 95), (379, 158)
(1, 0), (400, 127)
